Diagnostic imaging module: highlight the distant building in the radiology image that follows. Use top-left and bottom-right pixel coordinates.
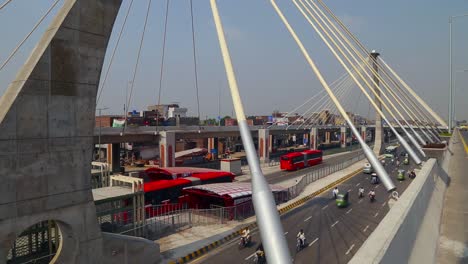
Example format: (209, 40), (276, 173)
(225, 118), (238, 126)
(168, 106), (187, 118)
(95, 115), (122, 127)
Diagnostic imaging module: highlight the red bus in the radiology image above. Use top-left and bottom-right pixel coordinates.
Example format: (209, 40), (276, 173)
(280, 149), (323, 171)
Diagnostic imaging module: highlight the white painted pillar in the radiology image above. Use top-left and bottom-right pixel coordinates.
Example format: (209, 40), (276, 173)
(310, 127), (318, 150)
(258, 129), (270, 163)
(159, 131), (175, 167)
(341, 127), (347, 148)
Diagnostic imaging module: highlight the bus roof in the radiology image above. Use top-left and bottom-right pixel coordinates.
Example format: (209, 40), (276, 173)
(281, 149), (322, 158)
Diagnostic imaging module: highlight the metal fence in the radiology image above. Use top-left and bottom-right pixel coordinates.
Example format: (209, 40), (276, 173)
(100, 151), (365, 240)
(286, 151), (365, 199)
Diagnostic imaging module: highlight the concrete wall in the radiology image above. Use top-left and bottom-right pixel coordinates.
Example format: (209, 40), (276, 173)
(349, 157), (449, 264)
(101, 233), (161, 264)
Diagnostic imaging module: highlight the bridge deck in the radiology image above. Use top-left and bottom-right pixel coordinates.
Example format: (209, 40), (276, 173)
(437, 130), (468, 263)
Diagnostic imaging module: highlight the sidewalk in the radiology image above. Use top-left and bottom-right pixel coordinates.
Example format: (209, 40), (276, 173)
(157, 157), (368, 262)
(437, 129), (468, 263)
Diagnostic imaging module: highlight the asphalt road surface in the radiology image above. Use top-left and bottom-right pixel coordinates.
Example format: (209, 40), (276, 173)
(192, 150), (417, 264)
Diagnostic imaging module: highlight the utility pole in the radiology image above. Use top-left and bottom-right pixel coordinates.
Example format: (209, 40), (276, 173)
(97, 107), (109, 162)
(449, 14), (468, 133)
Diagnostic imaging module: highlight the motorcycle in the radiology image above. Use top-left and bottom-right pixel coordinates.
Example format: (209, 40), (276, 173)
(239, 235), (251, 249)
(296, 237), (306, 252)
(253, 251), (266, 264)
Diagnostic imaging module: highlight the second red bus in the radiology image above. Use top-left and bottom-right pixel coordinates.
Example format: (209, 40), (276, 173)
(280, 149), (323, 171)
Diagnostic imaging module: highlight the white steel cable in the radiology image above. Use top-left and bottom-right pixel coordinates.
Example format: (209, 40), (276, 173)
(0, 0), (13, 11)
(293, 0), (424, 162)
(96, 0), (135, 106)
(269, 70), (349, 128)
(289, 72), (352, 128)
(316, 0), (446, 129)
(300, 73), (355, 128)
(304, 0), (429, 145)
(122, 0), (152, 134)
(270, 0), (395, 191)
(0, 0), (61, 72)
(297, 0), (425, 159)
(295, 73), (353, 128)
(307, 0), (431, 143)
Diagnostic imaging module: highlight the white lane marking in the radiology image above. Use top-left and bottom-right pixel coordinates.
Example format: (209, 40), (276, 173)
(374, 212), (379, 218)
(245, 253), (256, 260)
(356, 183), (360, 187)
(345, 244), (355, 255)
(375, 185), (380, 189)
(363, 225), (369, 232)
(322, 205), (329, 210)
(308, 238), (319, 247)
(358, 199), (363, 204)
(331, 220), (339, 228)
(346, 208), (353, 214)
(382, 202), (387, 207)
(284, 232), (288, 235)
(304, 216), (312, 222)
(348, 189), (352, 192)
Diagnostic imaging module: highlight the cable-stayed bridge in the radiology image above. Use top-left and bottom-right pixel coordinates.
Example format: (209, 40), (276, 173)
(0, 1), (462, 264)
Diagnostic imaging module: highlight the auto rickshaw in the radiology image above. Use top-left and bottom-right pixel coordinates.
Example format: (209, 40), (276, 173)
(336, 193), (349, 208)
(397, 169), (405, 181)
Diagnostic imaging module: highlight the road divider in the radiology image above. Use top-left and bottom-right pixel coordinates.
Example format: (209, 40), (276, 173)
(458, 129), (468, 154)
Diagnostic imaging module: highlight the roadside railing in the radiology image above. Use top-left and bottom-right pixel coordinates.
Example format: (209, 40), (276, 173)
(286, 152), (365, 199)
(99, 151), (366, 240)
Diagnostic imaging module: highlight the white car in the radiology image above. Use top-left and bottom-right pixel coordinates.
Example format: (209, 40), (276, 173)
(363, 163), (373, 174)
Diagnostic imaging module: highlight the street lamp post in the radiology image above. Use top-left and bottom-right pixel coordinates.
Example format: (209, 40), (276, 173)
(449, 14), (468, 133)
(97, 107), (109, 162)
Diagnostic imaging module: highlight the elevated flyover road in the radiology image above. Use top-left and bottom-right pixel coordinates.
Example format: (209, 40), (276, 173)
(191, 154), (416, 264)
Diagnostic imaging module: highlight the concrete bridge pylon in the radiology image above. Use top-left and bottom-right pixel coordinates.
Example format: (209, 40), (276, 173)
(0, 1), (156, 263)
(371, 51), (384, 154)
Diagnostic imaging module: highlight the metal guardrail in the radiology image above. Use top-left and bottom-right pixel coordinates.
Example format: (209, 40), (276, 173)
(98, 151), (365, 240)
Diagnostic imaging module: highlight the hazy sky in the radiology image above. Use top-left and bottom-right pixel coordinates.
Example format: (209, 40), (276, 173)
(0, 0), (467, 121)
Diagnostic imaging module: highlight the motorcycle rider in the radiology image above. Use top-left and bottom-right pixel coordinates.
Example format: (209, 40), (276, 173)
(332, 187), (339, 199)
(241, 227), (251, 245)
(368, 190), (376, 202)
(297, 229), (306, 248)
(255, 244), (265, 264)
(358, 187), (365, 198)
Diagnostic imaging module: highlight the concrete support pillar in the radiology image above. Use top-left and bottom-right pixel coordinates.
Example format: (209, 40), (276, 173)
(325, 131), (331, 144)
(258, 129), (270, 163)
(159, 131), (176, 167)
(106, 143), (121, 173)
(207, 137), (218, 160)
(361, 126), (367, 142)
(340, 127), (347, 148)
(310, 128), (318, 150)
